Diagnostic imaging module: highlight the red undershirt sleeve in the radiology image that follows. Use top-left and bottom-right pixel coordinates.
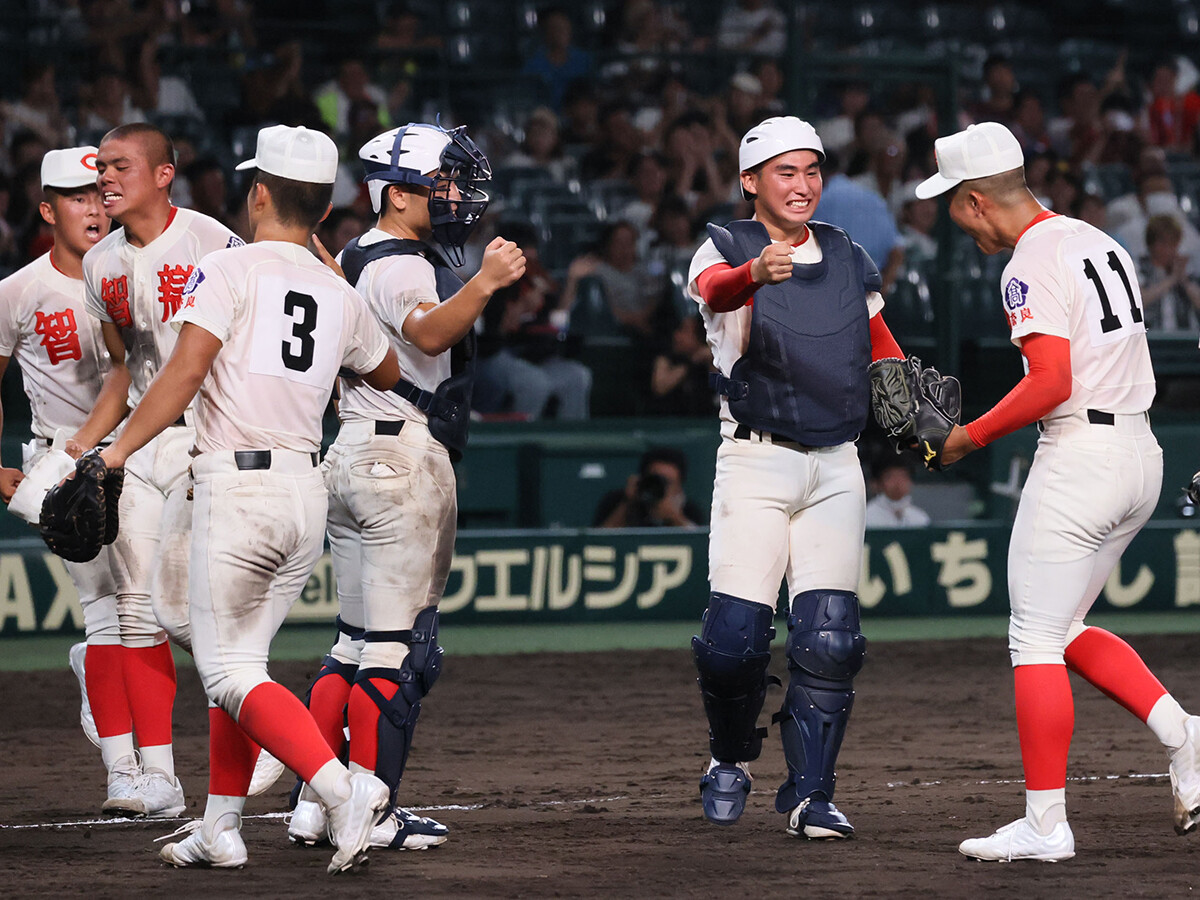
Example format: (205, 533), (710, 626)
(696, 261), (759, 312)
(964, 333), (1072, 447)
(869, 313), (903, 361)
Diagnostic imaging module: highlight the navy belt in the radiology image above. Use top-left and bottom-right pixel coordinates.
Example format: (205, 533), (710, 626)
(1086, 409), (1115, 425)
(233, 450), (319, 470)
(375, 420), (404, 435)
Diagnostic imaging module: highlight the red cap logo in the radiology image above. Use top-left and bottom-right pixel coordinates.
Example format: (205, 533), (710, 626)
(80, 152), (98, 171)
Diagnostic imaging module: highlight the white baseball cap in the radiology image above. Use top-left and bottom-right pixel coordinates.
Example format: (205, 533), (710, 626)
(41, 146), (100, 189)
(235, 125), (339, 184)
(915, 122), (1025, 199)
(739, 116), (825, 172)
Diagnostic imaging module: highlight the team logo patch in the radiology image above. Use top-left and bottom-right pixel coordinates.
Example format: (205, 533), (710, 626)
(183, 267), (205, 295)
(227, 235), (245, 248)
(1003, 277), (1029, 310)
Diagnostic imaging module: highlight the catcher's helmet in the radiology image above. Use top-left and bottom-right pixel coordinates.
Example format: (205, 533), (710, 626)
(738, 116), (825, 201)
(359, 122), (491, 265)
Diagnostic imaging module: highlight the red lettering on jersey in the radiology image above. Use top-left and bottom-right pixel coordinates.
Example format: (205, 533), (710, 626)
(1007, 311), (1018, 329)
(34, 309), (83, 365)
(100, 275), (132, 327)
(1020, 307), (1034, 322)
(157, 264), (194, 323)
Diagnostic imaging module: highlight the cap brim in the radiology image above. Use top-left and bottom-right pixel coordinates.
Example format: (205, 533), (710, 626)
(234, 158), (257, 172)
(43, 175), (99, 189)
(914, 172), (960, 199)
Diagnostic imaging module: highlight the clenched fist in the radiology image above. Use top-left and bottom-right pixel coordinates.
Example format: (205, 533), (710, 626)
(479, 237), (527, 293)
(750, 241), (794, 285)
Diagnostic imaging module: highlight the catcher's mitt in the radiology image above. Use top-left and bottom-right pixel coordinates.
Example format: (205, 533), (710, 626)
(868, 356), (962, 471)
(39, 449), (121, 563)
(1187, 470), (1200, 507)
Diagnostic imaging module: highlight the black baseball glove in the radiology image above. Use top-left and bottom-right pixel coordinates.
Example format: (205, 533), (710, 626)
(868, 356), (962, 471)
(39, 449), (121, 563)
(1187, 470), (1200, 507)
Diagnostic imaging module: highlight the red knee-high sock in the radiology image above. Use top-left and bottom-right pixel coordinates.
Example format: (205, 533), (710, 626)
(1014, 664), (1074, 791)
(122, 643), (176, 746)
(236, 681), (336, 784)
(86, 644), (132, 738)
(309, 672), (354, 758)
(347, 680), (398, 772)
(1064, 627), (1167, 721)
(208, 707), (260, 797)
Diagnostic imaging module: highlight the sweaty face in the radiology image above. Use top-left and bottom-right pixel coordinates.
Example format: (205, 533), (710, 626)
(48, 187), (109, 257)
(745, 149), (822, 233)
(95, 136), (167, 222)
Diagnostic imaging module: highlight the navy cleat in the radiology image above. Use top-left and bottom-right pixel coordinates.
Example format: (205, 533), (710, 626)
(786, 797), (854, 839)
(371, 807), (449, 850)
(700, 760), (752, 825)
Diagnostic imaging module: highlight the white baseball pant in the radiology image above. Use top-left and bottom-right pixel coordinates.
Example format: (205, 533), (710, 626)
(188, 449), (327, 713)
(708, 425), (866, 608)
(1007, 410), (1162, 666)
(324, 419), (456, 671)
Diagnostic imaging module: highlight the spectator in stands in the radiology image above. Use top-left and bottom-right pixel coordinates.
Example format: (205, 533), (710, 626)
(183, 157), (233, 229)
(0, 173), (16, 276)
(1138, 214), (1200, 333)
(474, 222), (592, 421)
(134, 39), (205, 123)
(898, 183), (938, 265)
(614, 0), (694, 55)
(616, 151), (670, 242)
(316, 208), (366, 259)
(817, 82), (872, 157)
(580, 102), (643, 181)
(663, 113), (733, 219)
(715, 0), (786, 57)
(816, 150), (905, 296)
(750, 58), (786, 117)
(1145, 58), (1200, 151)
(1112, 163), (1200, 274)
(233, 40), (324, 131)
(560, 80), (602, 147)
(1046, 167), (1081, 216)
(178, 0), (257, 52)
(865, 458), (930, 528)
(375, 5), (443, 52)
(1072, 192), (1119, 243)
(563, 221), (662, 339)
(1010, 89), (1051, 154)
(647, 194), (702, 276)
(0, 63), (74, 154)
(852, 131), (908, 216)
(1048, 73), (1102, 166)
(593, 446), (704, 527)
(521, 7), (594, 111)
(76, 66), (147, 139)
(646, 314), (714, 418)
(314, 57), (390, 140)
(970, 54), (1017, 126)
(723, 72), (765, 137)
(503, 107), (573, 183)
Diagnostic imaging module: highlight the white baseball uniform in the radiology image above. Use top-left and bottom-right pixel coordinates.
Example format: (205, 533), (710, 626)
(173, 239), (388, 712)
(997, 213), (1159, 665)
(82, 206), (243, 646)
(687, 230), (885, 604)
(0, 252), (119, 642)
(325, 231), (457, 676)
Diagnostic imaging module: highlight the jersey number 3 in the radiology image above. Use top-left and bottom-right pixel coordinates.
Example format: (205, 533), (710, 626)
(282, 291), (317, 372)
(1082, 250), (1143, 335)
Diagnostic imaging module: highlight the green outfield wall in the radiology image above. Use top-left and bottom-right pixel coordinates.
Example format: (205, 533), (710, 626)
(2, 521), (1199, 636)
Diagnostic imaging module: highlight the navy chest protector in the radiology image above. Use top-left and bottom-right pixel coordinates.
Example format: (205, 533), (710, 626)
(706, 219), (878, 446)
(340, 236), (475, 460)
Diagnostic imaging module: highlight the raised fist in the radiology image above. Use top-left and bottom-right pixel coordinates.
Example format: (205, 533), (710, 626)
(750, 241), (794, 285)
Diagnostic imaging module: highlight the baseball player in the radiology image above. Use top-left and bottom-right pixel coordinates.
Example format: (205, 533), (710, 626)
(0, 146), (143, 810)
(687, 116), (910, 837)
(66, 123), (292, 817)
(98, 124), (399, 873)
(922, 122), (1200, 861)
(287, 121), (523, 851)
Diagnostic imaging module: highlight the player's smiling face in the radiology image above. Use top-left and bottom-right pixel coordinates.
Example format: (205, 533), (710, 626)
(44, 186), (110, 257)
(95, 137), (164, 222)
(745, 150), (822, 235)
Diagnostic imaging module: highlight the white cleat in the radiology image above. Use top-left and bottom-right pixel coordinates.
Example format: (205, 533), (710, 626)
(248, 748), (286, 797)
(1170, 716), (1200, 835)
(370, 807), (449, 850)
(326, 773), (389, 874)
(959, 817), (1075, 862)
(68, 643), (100, 747)
(157, 820), (248, 868)
(102, 753), (142, 815)
(288, 799), (329, 847)
(108, 769), (186, 819)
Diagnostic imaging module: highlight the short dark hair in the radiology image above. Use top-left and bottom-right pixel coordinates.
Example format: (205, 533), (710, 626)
(252, 170), (332, 230)
(640, 446), (687, 481)
(101, 123), (175, 169)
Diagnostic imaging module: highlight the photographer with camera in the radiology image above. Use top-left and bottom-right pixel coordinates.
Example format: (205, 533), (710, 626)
(593, 446), (704, 528)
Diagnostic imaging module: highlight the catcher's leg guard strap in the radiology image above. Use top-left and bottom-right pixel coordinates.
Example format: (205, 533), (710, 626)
(691, 592), (776, 763)
(355, 607), (443, 801)
(773, 589), (867, 813)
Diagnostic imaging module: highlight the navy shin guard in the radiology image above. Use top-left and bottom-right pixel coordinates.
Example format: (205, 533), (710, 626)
(774, 590), (866, 813)
(356, 607), (443, 804)
(692, 592), (776, 763)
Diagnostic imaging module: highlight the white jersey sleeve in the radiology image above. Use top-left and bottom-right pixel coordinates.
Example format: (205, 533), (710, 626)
(339, 290), (390, 376)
